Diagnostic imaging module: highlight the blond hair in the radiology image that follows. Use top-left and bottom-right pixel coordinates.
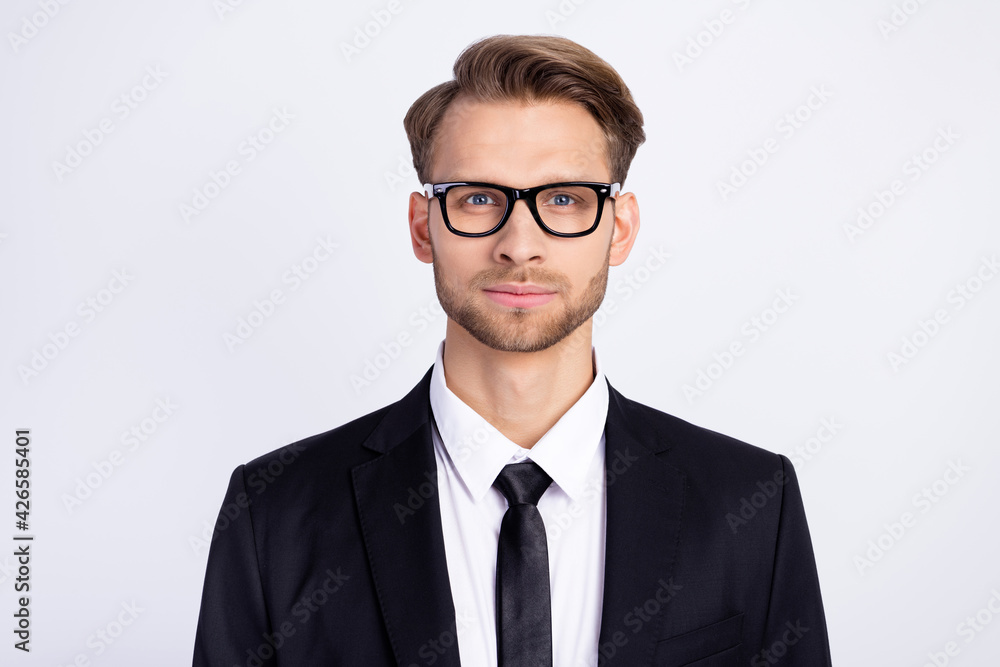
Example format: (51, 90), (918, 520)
(403, 34), (645, 186)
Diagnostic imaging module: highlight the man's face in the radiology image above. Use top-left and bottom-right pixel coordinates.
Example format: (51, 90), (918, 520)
(409, 97), (637, 353)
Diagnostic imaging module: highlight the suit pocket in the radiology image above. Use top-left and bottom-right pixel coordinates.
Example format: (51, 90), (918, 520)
(650, 612), (743, 667)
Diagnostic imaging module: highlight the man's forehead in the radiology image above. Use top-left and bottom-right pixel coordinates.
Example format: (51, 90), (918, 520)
(431, 97), (610, 183)
(438, 95), (594, 130)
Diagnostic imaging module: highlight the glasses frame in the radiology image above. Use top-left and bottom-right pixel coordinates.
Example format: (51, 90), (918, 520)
(423, 181), (621, 238)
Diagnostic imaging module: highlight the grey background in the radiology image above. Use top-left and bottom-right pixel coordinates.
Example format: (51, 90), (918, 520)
(2, 0), (998, 664)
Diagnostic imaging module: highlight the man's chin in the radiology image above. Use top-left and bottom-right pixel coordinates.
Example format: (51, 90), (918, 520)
(467, 331), (563, 354)
(455, 311), (576, 353)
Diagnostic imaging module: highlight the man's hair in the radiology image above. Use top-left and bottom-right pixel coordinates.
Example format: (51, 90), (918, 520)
(403, 34), (645, 187)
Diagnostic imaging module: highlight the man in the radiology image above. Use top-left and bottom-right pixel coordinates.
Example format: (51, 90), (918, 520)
(193, 35), (832, 666)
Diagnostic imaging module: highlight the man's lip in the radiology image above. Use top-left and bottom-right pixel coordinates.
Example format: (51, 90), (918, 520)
(484, 283), (556, 295)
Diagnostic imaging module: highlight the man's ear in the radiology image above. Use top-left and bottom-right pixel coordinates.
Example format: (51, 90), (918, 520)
(408, 190), (433, 264)
(608, 191), (640, 267)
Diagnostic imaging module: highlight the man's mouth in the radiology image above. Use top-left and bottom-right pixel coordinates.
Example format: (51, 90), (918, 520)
(483, 283), (557, 308)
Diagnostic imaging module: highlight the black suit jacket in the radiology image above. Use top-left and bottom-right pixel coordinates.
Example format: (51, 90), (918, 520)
(193, 367), (832, 666)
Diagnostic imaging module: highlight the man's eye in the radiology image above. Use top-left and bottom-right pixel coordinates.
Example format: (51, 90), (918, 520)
(465, 193), (497, 206)
(545, 193), (575, 206)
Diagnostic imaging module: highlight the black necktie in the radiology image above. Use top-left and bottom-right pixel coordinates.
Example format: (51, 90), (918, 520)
(493, 461), (554, 667)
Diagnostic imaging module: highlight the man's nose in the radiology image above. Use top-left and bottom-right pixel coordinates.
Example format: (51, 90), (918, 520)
(492, 198), (546, 262)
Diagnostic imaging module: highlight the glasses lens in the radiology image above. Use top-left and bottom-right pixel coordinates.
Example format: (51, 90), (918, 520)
(535, 185), (601, 235)
(442, 184), (606, 236)
(444, 185), (508, 235)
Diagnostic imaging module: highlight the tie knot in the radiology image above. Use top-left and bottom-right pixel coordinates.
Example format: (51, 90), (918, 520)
(493, 461), (552, 506)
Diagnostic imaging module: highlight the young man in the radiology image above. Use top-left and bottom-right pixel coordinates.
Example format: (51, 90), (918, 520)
(193, 35), (832, 666)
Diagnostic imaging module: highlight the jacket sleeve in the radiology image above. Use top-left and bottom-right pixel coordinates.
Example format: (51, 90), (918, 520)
(753, 455), (833, 666)
(193, 465), (276, 667)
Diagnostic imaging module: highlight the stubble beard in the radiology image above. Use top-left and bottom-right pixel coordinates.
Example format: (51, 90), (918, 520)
(432, 241), (611, 353)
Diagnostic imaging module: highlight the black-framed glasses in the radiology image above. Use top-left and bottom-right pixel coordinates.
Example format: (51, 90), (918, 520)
(423, 181), (621, 238)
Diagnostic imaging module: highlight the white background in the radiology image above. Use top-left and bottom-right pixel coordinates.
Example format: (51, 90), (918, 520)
(2, 0), (998, 664)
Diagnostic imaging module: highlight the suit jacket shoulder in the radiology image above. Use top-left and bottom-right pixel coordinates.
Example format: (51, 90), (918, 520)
(600, 383), (831, 666)
(237, 366), (433, 506)
(609, 388), (792, 511)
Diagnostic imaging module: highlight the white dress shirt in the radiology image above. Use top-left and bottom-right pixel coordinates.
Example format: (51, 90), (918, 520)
(429, 339), (609, 667)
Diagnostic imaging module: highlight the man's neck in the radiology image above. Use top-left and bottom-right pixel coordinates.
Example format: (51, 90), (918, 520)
(441, 319), (597, 449)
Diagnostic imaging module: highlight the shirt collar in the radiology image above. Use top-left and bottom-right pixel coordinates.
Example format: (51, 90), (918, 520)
(429, 339), (608, 502)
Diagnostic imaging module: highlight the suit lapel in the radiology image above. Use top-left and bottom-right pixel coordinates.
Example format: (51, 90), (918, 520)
(352, 367), (462, 667)
(598, 381), (686, 665)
